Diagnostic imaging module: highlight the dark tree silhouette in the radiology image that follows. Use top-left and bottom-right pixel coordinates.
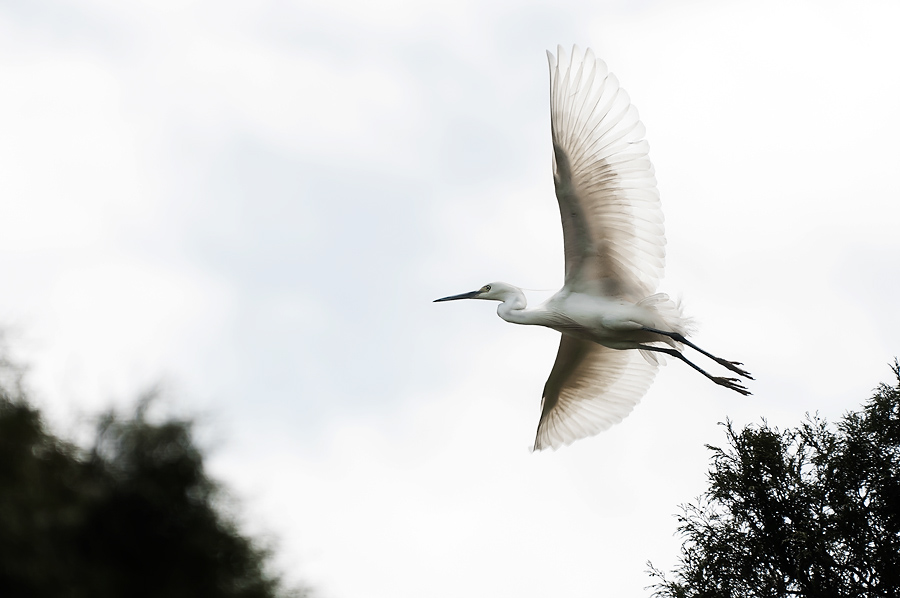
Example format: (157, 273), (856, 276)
(0, 342), (307, 598)
(649, 362), (900, 598)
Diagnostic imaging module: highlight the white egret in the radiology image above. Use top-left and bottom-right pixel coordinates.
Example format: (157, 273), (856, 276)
(435, 45), (752, 451)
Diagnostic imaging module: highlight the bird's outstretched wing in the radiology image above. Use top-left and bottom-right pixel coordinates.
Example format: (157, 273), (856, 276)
(535, 335), (657, 451)
(548, 45), (665, 300)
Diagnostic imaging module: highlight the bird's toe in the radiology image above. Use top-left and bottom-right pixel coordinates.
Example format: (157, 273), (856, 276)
(713, 376), (751, 396)
(716, 358), (753, 380)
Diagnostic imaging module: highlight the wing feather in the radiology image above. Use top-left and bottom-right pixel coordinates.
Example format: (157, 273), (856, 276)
(548, 45), (665, 300)
(534, 336), (658, 451)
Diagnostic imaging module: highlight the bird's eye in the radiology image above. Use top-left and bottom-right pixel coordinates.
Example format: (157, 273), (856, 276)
(483, 285), (491, 292)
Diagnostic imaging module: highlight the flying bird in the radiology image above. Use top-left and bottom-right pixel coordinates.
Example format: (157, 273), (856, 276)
(435, 45), (752, 451)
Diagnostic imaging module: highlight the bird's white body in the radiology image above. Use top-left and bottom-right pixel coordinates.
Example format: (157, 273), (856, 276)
(436, 46), (751, 450)
(490, 283), (684, 350)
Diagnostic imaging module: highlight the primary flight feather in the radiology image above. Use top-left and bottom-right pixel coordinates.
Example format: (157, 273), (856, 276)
(436, 45), (752, 451)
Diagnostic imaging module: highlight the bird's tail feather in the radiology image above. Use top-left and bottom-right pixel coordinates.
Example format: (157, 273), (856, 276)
(637, 293), (696, 366)
(638, 293), (695, 336)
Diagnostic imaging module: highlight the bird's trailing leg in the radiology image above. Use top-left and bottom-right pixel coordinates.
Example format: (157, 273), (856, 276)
(641, 327), (753, 380)
(639, 345), (751, 396)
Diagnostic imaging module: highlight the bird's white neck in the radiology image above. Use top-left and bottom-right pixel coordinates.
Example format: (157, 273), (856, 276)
(496, 289), (535, 325)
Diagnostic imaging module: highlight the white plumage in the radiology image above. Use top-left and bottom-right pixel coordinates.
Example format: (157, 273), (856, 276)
(436, 46), (751, 451)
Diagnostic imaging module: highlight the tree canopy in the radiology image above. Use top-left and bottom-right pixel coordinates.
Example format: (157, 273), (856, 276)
(0, 346), (306, 598)
(650, 362), (900, 598)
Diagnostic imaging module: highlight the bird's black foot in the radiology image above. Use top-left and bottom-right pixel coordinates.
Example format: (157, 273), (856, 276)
(716, 358), (754, 380)
(713, 376), (752, 396)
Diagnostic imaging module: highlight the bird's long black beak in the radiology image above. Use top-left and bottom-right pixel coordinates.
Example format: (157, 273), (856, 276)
(434, 290), (481, 302)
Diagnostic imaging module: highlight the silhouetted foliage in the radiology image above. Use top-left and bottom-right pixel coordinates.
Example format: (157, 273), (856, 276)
(649, 362), (900, 598)
(0, 343), (305, 598)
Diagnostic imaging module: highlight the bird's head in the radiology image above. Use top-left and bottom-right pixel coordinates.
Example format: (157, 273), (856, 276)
(433, 282), (520, 303)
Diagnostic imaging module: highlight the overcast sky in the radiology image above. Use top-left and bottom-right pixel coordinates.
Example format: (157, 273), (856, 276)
(2, 0), (900, 596)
